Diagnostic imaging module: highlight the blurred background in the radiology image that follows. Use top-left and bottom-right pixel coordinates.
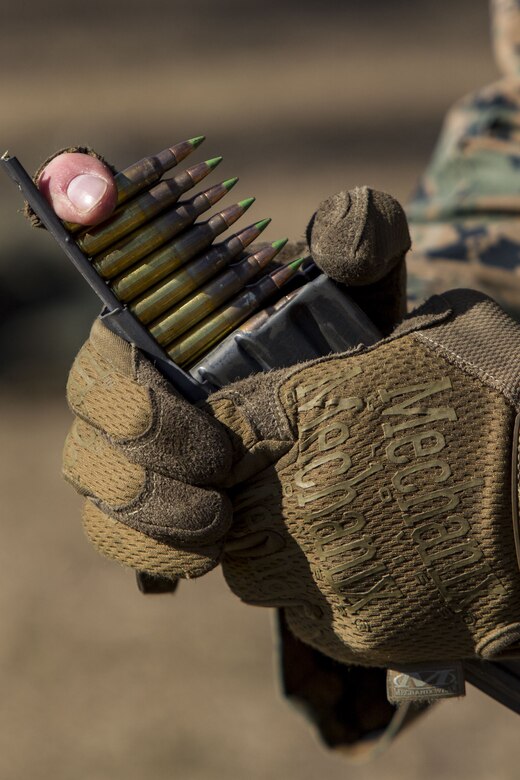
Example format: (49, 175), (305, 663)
(1, 1), (519, 778)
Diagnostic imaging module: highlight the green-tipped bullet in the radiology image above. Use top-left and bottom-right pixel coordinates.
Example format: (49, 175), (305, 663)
(238, 197), (255, 209)
(287, 256), (307, 271)
(150, 239), (287, 346)
(268, 255), (309, 287)
(207, 156), (223, 169)
(112, 194), (254, 298)
(129, 219), (271, 323)
(223, 177), (239, 190)
(77, 157), (224, 256)
(165, 257), (311, 367)
(94, 179), (234, 279)
(114, 138), (204, 204)
(188, 135), (205, 148)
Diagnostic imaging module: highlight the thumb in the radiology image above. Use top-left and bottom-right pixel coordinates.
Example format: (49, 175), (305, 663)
(37, 151), (117, 225)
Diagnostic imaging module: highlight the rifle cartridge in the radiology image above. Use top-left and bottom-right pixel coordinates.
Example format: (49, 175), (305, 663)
(165, 257), (307, 366)
(232, 289), (299, 334)
(113, 136), (206, 205)
(93, 179), (236, 279)
(63, 136), (205, 232)
(76, 157), (222, 256)
(130, 218), (271, 324)
(112, 193), (254, 302)
(151, 239), (289, 346)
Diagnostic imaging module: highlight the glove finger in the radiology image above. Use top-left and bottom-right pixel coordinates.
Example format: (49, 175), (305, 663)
(63, 418), (145, 506)
(67, 318), (232, 485)
(66, 322), (153, 440)
(63, 418), (233, 546)
(83, 502), (221, 578)
(308, 187), (410, 335)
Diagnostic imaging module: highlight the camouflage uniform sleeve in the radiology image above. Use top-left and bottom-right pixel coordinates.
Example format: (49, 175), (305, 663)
(406, 0), (520, 317)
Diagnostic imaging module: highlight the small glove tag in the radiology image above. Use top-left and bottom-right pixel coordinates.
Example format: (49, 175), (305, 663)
(386, 663), (465, 704)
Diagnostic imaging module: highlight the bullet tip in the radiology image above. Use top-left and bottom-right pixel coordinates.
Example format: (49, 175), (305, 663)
(206, 156), (223, 169)
(272, 238), (288, 251)
(223, 176), (239, 191)
(254, 218), (271, 231)
(238, 197), (255, 210)
(288, 256), (308, 270)
(189, 135), (206, 148)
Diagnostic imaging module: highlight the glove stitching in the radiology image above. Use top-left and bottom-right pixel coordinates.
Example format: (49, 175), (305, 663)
(121, 386), (163, 452)
(106, 467), (231, 545)
(416, 332), (520, 409)
(67, 337), (155, 444)
(267, 376), (294, 441)
(83, 501), (222, 578)
(89, 464), (153, 516)
(277, 381), (298, 439)
(352, 186), (370, 255)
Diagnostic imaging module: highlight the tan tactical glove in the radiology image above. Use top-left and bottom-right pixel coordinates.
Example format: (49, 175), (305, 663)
(64, 288), (520, 668)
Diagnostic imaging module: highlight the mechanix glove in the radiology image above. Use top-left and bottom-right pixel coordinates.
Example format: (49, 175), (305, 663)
(64, 286), (520, 671)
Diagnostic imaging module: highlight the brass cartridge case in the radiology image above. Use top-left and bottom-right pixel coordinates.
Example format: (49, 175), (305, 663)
(233, 289), (299, 334)
(114, 136), (205, 205)
(111, 194), (255, 301)
(93, 179), (236, 279)
(151, 240), (287, 346)
(130, 218), (271, 324)
(165, 258), (306, 367)
(76, 157), (222, 256)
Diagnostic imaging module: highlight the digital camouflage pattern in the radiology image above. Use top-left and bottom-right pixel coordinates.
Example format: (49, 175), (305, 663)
(406, 0), (520, 315)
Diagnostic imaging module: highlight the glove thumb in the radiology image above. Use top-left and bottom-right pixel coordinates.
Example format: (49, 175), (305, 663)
(203, 370), (295, 486)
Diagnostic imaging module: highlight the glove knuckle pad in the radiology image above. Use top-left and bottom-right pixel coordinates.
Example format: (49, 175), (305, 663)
(118, 477), (233, 547)
(122, 372), (233, 484)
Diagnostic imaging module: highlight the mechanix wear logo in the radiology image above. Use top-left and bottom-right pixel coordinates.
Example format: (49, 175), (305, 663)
(386, 663), (466, 703)
(379, 376), (506, 612)
(294, 367), (403, 615)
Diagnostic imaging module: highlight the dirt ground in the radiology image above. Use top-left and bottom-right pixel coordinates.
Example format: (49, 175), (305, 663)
(2, 1), (520, 778)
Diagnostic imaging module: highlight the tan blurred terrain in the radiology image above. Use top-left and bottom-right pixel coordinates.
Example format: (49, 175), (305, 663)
(2, 1), (520, 778)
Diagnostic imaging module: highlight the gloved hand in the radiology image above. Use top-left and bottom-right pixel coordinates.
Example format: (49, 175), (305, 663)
(64, 286), (520, 668)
